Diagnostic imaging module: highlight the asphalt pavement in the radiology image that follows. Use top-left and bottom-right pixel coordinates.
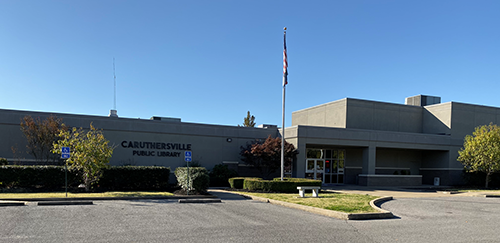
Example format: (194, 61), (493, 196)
(350, 196), (500, 242)
(1, 187), (499, 242)
(323, 184), (497, 198)
(0, 193), (374, 243)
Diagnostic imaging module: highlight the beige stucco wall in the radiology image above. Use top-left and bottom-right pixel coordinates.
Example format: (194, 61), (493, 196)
(292, 99), (347, 128)
(0, 108), (278, 170)
(450, 102), (500, 140)
(422, 102), (452, 135)
(345, 98), (423, 133)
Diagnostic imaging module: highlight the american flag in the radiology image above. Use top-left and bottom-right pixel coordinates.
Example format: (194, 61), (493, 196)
(283, 29), (288, 86)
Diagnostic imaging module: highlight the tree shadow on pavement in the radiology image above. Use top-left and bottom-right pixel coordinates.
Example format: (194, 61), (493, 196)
(207, 190), (251, 201)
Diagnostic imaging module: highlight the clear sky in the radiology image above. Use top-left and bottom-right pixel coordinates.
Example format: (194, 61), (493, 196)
(1, 1), (499, 127)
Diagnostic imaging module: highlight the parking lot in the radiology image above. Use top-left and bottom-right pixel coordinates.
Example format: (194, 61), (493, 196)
(353, 196), (500, 242)
(0, 191), (499, 243)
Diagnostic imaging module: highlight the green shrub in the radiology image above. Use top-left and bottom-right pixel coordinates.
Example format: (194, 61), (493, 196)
(229, 177), (261, 189)
(175, 167), (210, 193)
(228, 177), (246, 189)
(0, 165), (170, 192)
(0, 158), (7, 165)
(0, 165), (80, 190)
(242, 177), (322, 193)
(98, 166), (170, 191)
(209, 164), (238, 187)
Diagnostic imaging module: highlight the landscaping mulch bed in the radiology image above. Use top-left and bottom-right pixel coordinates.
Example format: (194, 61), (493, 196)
(173, 189), (210, 195)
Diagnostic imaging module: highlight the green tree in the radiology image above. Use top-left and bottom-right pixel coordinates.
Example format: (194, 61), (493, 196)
(52, 124), (115, 191)
(241, 111), (256, 127)
(240, 135), (298, 179)
(458, 123), (500, 188)
(20, 115), (67, 163)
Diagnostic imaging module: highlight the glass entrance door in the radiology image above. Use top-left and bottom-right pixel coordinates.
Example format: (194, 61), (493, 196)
(305, 159), (324, 181)
(324, 149), (345, 184)
(337, 158), (344, 184)
(305, 148), (345, 184)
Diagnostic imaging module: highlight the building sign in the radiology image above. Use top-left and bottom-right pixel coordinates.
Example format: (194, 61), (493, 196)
(121, 141), (192, 157)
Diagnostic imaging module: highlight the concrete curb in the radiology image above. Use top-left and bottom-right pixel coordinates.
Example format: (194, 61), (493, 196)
(0, 201), (26, 207)
(436, 191), (461, 194)
(360, 196), (394, 220)
(0, 195), (217, 207)
(178, 199), (222, 203)
(37, 201), (94, 206)
(219, 190), (394, 220)
(0, 195), (217, 202)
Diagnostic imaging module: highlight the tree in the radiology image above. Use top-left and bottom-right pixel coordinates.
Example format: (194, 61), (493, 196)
(458, 123), (500, 188)
(240, 135), (298, 178)
(52, 124), (115, 191)
(241, 111), (256, 127)
(20, 115), (67, 163)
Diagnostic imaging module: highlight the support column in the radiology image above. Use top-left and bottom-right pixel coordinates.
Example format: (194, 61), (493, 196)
(295, 141), (306, 179)
(362, 146), (376, 175)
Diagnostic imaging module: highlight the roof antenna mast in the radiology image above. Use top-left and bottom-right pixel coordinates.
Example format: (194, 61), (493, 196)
(113, 57), (116, 110)
(109, 57), (119, 117)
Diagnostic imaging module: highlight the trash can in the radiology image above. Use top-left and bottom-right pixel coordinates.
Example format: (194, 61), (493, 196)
(434, 177), (440, 186)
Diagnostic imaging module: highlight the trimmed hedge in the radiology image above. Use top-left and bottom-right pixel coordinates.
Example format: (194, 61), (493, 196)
(228, 177), (251, 189)
(0, 165), (170, 191)
(0, 166), (80, 190)
(175, 167), (210, 193)
(99, 166), (170, 191)
(229, 177), (322, 193)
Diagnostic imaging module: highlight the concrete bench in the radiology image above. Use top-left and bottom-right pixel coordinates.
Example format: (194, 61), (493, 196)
(297, 186), (320, 198)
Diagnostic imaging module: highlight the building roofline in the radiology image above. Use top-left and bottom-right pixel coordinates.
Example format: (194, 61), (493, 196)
(0, 107), (277, 131)
(292, 98), (348, 114)
(293, 97), (426, 114)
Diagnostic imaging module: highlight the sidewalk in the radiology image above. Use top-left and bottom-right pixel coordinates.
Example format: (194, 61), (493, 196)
(322, 185), (496, 199)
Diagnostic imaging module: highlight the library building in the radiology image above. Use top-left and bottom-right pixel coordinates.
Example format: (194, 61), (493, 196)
(1, 95), (499, 186)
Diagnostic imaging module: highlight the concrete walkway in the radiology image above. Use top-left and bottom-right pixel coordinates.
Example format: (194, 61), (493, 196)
(323, 185), (498, 198)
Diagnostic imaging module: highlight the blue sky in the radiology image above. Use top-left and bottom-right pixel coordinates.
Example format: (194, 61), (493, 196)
(1, 1), (499, 127)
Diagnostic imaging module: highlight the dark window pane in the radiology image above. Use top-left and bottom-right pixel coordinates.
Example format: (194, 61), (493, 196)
(325, 174), (331, 183)
(306, 149), (322, 159)
(325, 150), (332, 159)
(325, 160), (331, 173)
(339, 150), (345, 160)
(307, 160), (315, 170)
(332, 150), (338, 159)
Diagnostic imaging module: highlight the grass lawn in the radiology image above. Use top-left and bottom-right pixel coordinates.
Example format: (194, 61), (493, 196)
(0, 191), (174, 199)
(241, 191), (379, 213)
(456, 189), (500, 194)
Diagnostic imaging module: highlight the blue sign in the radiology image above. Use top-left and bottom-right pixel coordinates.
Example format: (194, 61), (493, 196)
(184, 151), (192, 162)
(61, 147), (70, 159)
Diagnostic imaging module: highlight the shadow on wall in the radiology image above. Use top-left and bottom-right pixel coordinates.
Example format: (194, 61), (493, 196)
(423, 109), (451, 135)
(235, 164), (281, 179)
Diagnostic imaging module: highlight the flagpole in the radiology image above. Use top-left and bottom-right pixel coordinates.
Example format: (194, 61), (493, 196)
(281, 79), (285, 181)
(281, 27), (287, 181)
